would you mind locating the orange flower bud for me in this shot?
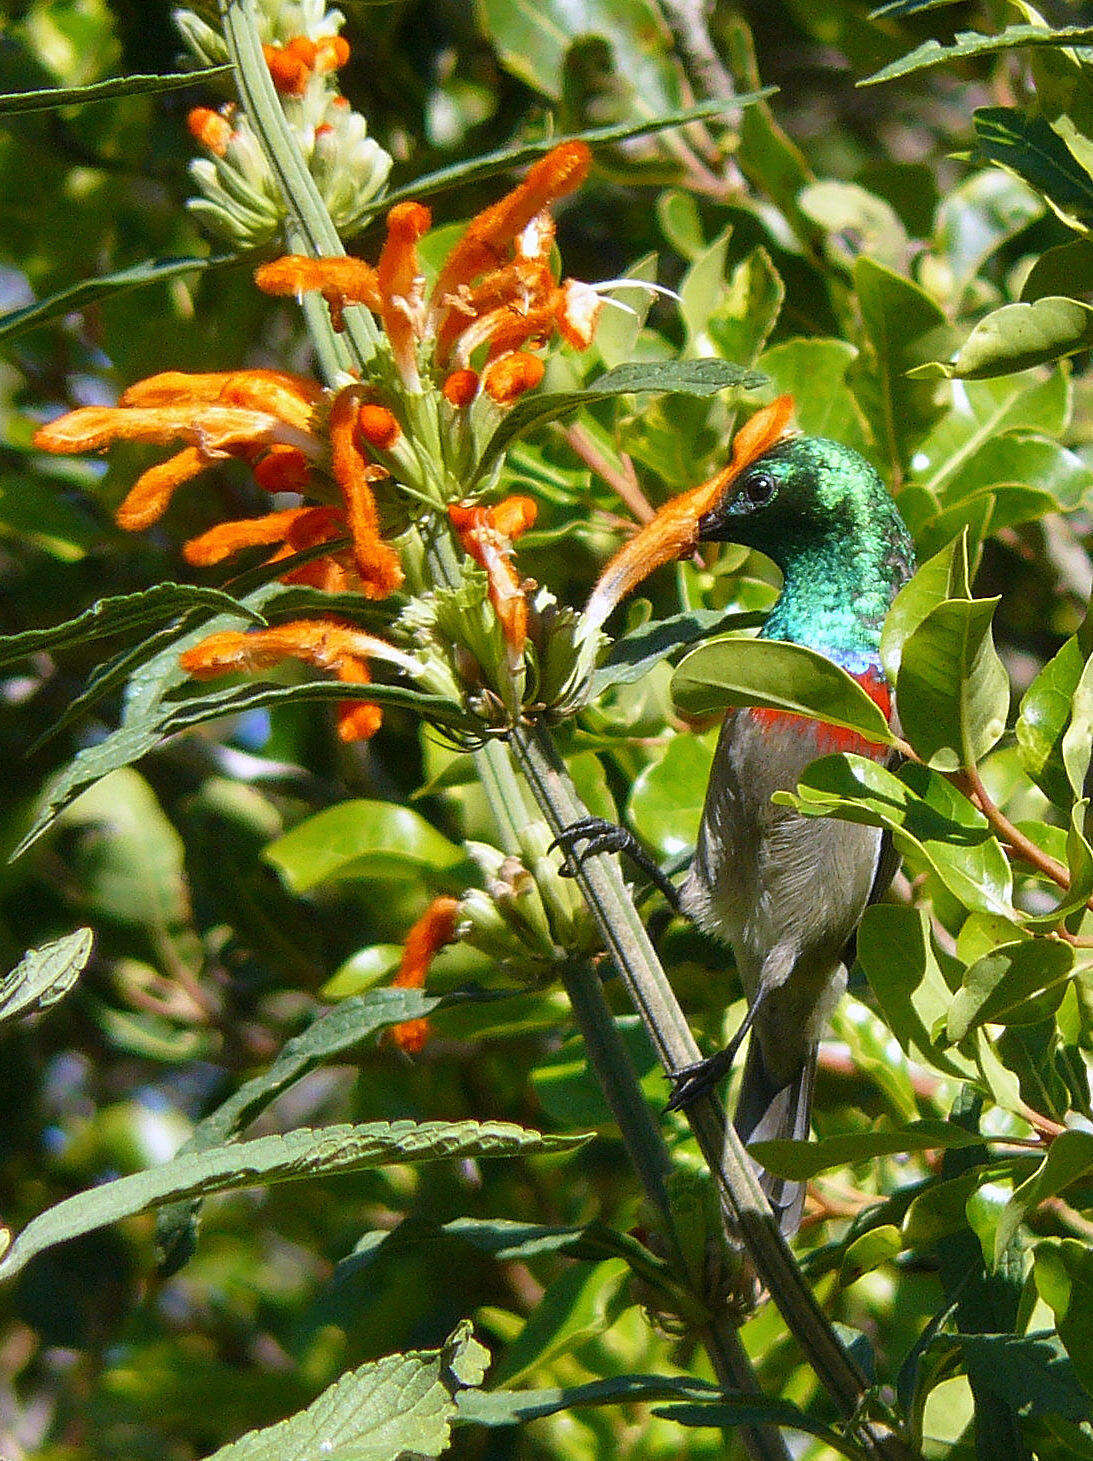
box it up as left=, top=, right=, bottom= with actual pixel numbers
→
left=263, top=39, right=314, bottom=95
left=314, top=35, right=350, bottom=73
left=482, top=351, right=545, bottom=404
left=490, top=495, right=538, bottom=539
left=442, top=369, right=479, bottom=407
left=187, top=106, right=233, bottom=156
left=253, top=444, right=312, bottom=493
left=390, top=896, right=461, bottom=1052
left=354, top=404, right=401, bottom=451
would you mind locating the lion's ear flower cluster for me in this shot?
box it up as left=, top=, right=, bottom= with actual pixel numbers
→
left=177, top=5, right=391, bottom=244
left=32, top=368, right=409, bottom=741
left=255, top=141, right=600, bottom=407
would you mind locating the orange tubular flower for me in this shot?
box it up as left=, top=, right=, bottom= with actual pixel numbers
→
left=187, top=106, right=233, bottom=156
left=254, top=140, right=599, bottom=407
left=449, top=496, right=538, bottom=664
left=327, top=388, right=404, bottom=597
left=180, top=621, right=393, bottom=742
left=390, top=896, right=462, bottom=1052
left=584, top=396, right=798, bottom=633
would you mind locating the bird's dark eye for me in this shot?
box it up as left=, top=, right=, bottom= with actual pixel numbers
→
left=741, top=471, right=775, bottom=507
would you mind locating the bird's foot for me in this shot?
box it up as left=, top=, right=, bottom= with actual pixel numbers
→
left=665, top=1047, right=738, bottom=1111
left=548, top=816, right=683, bottom=912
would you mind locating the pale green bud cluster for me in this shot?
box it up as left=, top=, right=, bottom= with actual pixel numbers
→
left=174, top=4, right=392, bottom=246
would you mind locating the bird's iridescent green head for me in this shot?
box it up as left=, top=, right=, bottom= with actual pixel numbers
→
left=698, top=435, right=915, bottom=664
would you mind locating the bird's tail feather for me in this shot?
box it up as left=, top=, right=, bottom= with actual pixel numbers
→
left=733, top=1038, right=817, bottom=1236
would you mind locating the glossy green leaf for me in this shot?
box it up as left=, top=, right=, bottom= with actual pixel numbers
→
left=470, top=359, right=766, bottom=485
left=1063, top=658, right=1093, bottom=801
left=266, top=801, right=468, bottom=893
left=0, top=582, right=267, bottom=669
left=208, top=1320, right=489, bottom=1460
left=671, top=636, right=894, bottom=742
left=0, top=928, right=93, bottom=1026
left=799, top=180, right=908, bottom=272
left=972, top=108, right=1093, bottom=230
left=0, top=1121, right=587, bottom=1283
left=489, top=1259, right=630, bottom=1386
left=704, top=247, right=785, bottom=367
left=914, top=297, right=1093, bottom=379
left=839, top=1225, right=904, bottom=1284
left=1022, top=239, right=1093, bottom=303
left=947, top=940, right=1075, bottom=1041
left=0, top=254, right=240, bottom=343
left=1016, top=635, right=1084, bottom=806
left=1022, top=803, right=1093, bottom=930
left=751, top=1121, right=984, bottom=1179
left=788, top=755, right=1015, bottom=917
left=896, top=597, right=1009, bottom=771
left=958, top=1331, right=1093, bottom=1423
left=996, top=1130, right=1093, bottom=1260
left=0, top=65, right=232, bottom=114
left=1034, top=1240, right=1093, bottom=1403
left=861, top=26, right=1093, bottom=86
left=881, top=533, right=970, bottom=682
left=856, top=905, right=978, bottom=1078
left=757, top=337, right=872, bottom=456
left=627, top=732, right=714, bottom=859
left=591, top=607, right=761, bottom=695
left=851, top=256, right=949, bottom=473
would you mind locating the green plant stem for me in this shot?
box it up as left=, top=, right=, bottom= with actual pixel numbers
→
left=509, top=724, right=919, bottom=1461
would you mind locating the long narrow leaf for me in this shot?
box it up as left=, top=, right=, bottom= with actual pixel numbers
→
left=861, top=25, right=1093, bottom=86
left=0, top=1121, right=588, bottom=1282
left=369, top=98, right=775, bottom=220
left=1, top=253, right=242, bottom=343
left=0, top=65, right=232, bottom=115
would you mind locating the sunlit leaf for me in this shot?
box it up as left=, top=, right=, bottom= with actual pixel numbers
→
left=0, top=928, right=93, bottom=1025
left=861, top=26, right=1093, bottom=86
left=0, top=65, right=232, bottom=114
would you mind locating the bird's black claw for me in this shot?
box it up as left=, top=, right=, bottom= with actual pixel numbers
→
left=665, top=1048, right=737, bottom=1112
left=548, top=817, right=683, bottom=911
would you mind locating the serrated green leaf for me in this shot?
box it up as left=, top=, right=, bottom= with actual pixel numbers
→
left=155, top=988, right=465, bottom=1269
left=0, top=254, right=240, bottom=343
left=372, top=99, right=774, bottom=219
left=0, top=928, right=93, bottom=1025
left=897, top=597, right=1009, bottom=771
left=860, top=26, right=1093, bottom=86
left=0, top=583, right=267, bottom=669
left=996, top=1130, right=1093, bottom=1260
left=671, top=636, right=894, bottom=743
left=0, top=1121, right=587, bottom=1283
left=0, top=65, right=232, bottom=114
left=208, top=1320, right=489, bottom=1460
left=751, top=1121, right=984, bottom=1179
left=913, top=297, right=1093, bottom=379
left=470, top=359, right=767, bottom=485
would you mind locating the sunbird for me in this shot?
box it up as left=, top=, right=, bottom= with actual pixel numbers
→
left=560, top=402, right=916, bottom=1233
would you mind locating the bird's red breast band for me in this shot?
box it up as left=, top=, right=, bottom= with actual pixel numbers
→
left=583, top=395, right=796, bottom=633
